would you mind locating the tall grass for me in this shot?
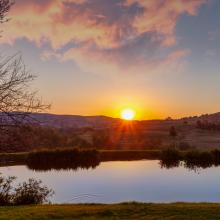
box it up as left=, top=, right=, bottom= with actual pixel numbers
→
left=27, top=148, right=100, bottom=171
left=159, top=149, right=182, bottom=168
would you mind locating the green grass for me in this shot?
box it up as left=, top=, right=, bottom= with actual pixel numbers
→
left=1, top=203, right=220, bottom=220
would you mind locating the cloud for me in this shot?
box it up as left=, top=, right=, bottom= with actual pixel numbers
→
left=1, top=0, right=138, bottom=49
left=61, top=45, right=191, bottom=76
left=0, top=0, right=207, bottom=74
left=125, top=0, right=207, bottom=45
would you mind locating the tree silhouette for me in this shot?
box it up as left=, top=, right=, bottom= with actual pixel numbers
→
left=0, top=1, right=50, bottom=130
left=0, top=0, right=14, bottom=24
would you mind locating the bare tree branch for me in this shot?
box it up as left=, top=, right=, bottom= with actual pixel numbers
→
left=0, top=0, right=14, bottom=23
left=0, top=55, right=50, bottom=129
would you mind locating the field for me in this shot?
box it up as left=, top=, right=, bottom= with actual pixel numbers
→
left=1, top=203, right=220, bottom=220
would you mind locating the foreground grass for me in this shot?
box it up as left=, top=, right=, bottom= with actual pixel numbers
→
left=1, top=203, right=220, bottom=220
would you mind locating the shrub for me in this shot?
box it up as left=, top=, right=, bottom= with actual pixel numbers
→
left=0, top=175, right=16, bottom=205
left=0, top=175, right=54, bottom=205
left=13, top=179, right=54, bottom=205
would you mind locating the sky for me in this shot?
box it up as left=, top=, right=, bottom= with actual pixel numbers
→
left=0, top=0, right=219, bottom=119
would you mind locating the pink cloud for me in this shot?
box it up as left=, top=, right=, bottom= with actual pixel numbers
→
left=59, top=45, right=191, bottom=76
left=1, top=0, right=207, bottom=48
left=0, top=0, right=207, bottom=75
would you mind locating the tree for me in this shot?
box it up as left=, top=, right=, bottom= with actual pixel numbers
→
left=0, top=1, right=49, bottom=130
left=13, top=178, right=54, bottom=205
left=0, top=55, right=50, bottom=129
left=0, top=1, right=49, bottom=152
left=0, top=0, right=14, bottom=24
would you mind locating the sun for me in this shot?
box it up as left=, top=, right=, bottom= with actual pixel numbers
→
left=121, top=108, right=136, bottom=121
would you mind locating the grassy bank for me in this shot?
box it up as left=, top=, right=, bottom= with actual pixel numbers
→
left=0, top=152, right=28, bottom=166
left=1, top=203, right=220, bottom=219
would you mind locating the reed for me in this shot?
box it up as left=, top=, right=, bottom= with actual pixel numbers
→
left=27, top=148, right=100, bottom=171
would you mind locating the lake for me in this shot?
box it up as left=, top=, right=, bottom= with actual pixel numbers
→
left=1, top=160, right=220, bottom=203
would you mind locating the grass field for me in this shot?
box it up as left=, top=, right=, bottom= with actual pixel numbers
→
left=1, top=203, right=220, bottom=220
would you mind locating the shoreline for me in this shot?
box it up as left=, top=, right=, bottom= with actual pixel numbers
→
left=1, top=149, right=220, bottom=170
left=0, top=150, right=161, bottom=167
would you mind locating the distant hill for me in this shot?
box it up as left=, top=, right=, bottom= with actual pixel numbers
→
left=180, top=112, right=220, bottom=123
left=30, top=113, right=120, bottom=129
left=28, top=112, right=220, bottom=129
left=199, top=112, right=220, bottom=122
left=2, top=112, right=220, bottom=152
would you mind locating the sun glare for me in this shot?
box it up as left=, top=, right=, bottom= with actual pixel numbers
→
left=121, top=108, right=135, bottom=121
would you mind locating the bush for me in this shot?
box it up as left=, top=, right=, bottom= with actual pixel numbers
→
left=0, top=175, right=54, bottom=205
left=0, top=176, right=16, bottom=205
left=13, top=179, right=54, bottom=205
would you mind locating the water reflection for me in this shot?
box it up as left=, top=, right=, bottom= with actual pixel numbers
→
left=2, top=160, right=220, bottom=203
left=159, top=149, right=220, bottom=172
left=27, top=156, right=220, bottom=172
left=26, top=149, right=100, bottom=171
left=27, top=155, right=100, bottom=171
left=160, top=158, right=220, bottom=172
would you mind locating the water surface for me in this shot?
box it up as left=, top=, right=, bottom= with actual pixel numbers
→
left=1, top=160, right=220, bottom=203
